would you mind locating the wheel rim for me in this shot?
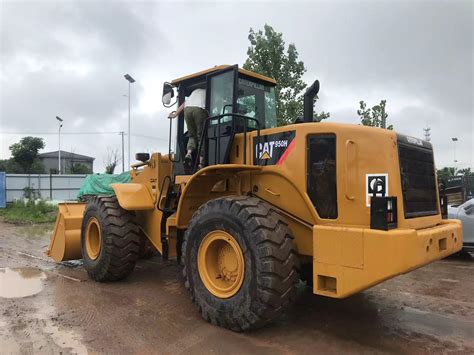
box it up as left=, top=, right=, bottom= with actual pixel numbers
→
left=198, top=230, right=245, bottom=299
left=85, top=217, right=102, bottom=260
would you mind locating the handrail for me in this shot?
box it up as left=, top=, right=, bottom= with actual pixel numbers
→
left=168, top=117, right=180, bottom=163
left=157, top=175, right=172, bottom=212
left=130, top=161, right=149, bottom=169
left=344, top=139, right=356, bottom=201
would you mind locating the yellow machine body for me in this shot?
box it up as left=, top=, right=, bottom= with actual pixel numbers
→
left=47, top=66, right=463, bottom=299
left=165, top=122, right=463, bottom=297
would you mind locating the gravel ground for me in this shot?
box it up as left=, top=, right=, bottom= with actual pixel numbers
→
left=1, top=220, right=473, bottom=354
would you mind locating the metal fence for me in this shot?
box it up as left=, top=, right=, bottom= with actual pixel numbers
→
left=3, top=174, right=87, bottom=203
left=0, top=172, right=5, bottom=208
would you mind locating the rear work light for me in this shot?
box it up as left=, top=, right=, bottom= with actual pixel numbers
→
left=370, top=196, right=398, bottom=231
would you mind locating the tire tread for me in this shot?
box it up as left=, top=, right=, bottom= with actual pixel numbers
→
left=81, top=196, right=139, bottom=281
left=182, top=195, right=299, bottom=331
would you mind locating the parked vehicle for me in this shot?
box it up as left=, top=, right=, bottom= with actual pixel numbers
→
left=449, top=198, right=473, bottom=255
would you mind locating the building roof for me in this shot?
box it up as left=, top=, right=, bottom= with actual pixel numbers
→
left=171, top=65, right=277, bottom=86
left=39, top=150, right=95, bottom=161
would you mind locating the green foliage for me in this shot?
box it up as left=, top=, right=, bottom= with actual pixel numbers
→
left=0, top=159, right=6, bottom=172
left=0, top=200, right=58, bottom=224
left=357, top=100, right=393, bottom=130
left=0, top=158, right=45, bottom=174
left=9, top=136, right=45, bottom=173
left=30, top=160, right=45, bottom=174
left=104, top=148, right=118, bottom=174
left=105, top=163, right=116, bottom=174
left=243, top=24, right=330, bottom=126
left=23, top=187, right=41, bottom=200
left=69, top=163, right=92, bottom=174
left=0, top=159, right=24, bottom=173
left=458, top=168, right=472, bottom=176
left=314, top=109, right=331, bottom=122
left=438, top=167, right=473, bottom=182
left=437, top=167, right=458, bottom=182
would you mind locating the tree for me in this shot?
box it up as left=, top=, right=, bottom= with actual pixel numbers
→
left=30, top=160, right=45, bottom=174
left=0, top=159, right=7, bottom=172
left=357, top=100, right=393, bottom=130
left=243, top=24, right=330, bottom=126
left=314, top=108, right=330, bottom=122
left=103, top=148, right=119, bottom=174
left=0, top=158, right=44, bottom=174
left=9, top=136, right=45, bottom=173
left=458, top=168, right=471, bottom=176
left=437, top=167, right=457, bottom=182
left=0, top=159, right=22, bottom=173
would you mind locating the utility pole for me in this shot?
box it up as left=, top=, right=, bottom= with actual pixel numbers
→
left=124, top=74, right=135, bottom=168
left=423, top=126, right=431, bottom=142
left=119, top=131, right=125, bottom=172
left=56, top=116, right=63, bottom=174
left=381, top=102, right=386, bottom=129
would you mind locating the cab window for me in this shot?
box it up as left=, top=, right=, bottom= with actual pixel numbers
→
left=208, top=70, right=235, bottom=125
left=208, top=71, right=234, bottom=116
left=237, top=78, right=277, bottom=129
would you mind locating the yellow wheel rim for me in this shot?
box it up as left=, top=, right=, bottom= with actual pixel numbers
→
left=85, top=217, right=102, bottom=260
left=198, top=230, right=245, bottom=299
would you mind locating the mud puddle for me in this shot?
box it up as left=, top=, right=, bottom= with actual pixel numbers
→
left=35, top=305, right=88, bottom=355
left=0, top=267, right=46, bottom=298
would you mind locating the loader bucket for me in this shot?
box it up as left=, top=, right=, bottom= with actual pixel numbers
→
left=46, top=203, right=86, bottom=262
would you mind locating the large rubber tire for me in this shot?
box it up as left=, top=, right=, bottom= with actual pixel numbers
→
left=81, top=196, right=140, bottom=281
left=182, top=195, right=300, bottom=331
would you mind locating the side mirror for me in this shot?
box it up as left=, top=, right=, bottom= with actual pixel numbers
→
left=162, top=83, right=174, bottom=106
left=135, top=153, right=150, bottom=162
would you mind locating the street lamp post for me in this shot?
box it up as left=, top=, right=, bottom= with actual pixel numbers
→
left=56, top=116, right=63, bottom=174
left=124, top=74, right=135, bottom=169
left=119, top=131, right=125, bottom=172
left=451, top=137, right=458, bottom=165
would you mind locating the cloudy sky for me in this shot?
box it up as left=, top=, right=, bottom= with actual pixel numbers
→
left=0, top=0, right=472, bottom=173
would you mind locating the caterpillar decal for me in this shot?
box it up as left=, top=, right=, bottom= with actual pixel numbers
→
left=253, top=131, right=296, bottom=166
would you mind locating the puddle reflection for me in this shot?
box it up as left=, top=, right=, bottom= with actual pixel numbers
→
left=0, top=267, right=46, bottom=298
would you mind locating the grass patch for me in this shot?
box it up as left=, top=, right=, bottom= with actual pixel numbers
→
left=0, top=200, right=58, bottom=224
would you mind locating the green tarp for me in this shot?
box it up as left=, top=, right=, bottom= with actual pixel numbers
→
left=77, top=172, right=131, bottom=199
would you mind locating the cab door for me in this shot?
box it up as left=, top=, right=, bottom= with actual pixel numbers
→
left=205, top=65, right=238, bottom=166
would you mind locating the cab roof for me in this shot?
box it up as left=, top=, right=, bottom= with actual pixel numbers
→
left=170, top=65, right=277, bottom=86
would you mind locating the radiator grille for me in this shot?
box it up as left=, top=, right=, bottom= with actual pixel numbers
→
left=398, top=137, right=438, bottom=218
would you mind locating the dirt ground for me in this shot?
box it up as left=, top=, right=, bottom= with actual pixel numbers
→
left=1, top=220, right=473, bottom=355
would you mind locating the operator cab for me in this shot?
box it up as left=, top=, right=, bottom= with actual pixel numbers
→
left=163, top=65, right=277, bottom=175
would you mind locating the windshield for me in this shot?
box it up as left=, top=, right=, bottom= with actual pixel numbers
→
left=237, top=77, right=277, bottom=129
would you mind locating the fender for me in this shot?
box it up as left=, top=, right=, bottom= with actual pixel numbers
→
left=111, top=183, right=155, bottom=210
left=175, top=164, right=318, bottom=229
left=175, top=164, right=261, bottom=228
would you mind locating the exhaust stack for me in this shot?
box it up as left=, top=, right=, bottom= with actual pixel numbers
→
left=303, top=80, right=320, bottom=122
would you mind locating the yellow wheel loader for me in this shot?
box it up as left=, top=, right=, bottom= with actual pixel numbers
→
left=47, top=64, right=463, bottom=331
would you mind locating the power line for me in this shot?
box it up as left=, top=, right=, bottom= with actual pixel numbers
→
left=0, top=131, right=167, bottom=141
left=131, top=133, right=167, bottom=141
left=0, top=131, right=122, bottom=135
